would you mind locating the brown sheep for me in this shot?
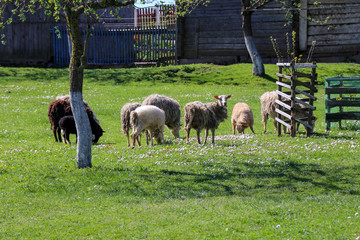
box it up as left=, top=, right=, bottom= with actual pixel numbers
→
left=231, top=102, right=255, bottom=134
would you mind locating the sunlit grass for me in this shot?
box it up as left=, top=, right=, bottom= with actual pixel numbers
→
left=0, top=63, right=360, bottom=239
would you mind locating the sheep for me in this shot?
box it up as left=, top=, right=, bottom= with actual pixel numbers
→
left=260, top=91, right=316, bottom=133
left=48, top=99, right=99, bottom=142
left=260, top=91, right=278, bottom=133
left=56, top=94, right=100, bottom=124
left=184, top=95, right=231, bottom=144
left=130, top=105, right=165, bottom=149
left=142, top=94, right=181, bottom=138
left=59, top=113, right=104, bottom=145
left=120, top=102, right=142, bottom=147
left=231, top=102, right=255, bottom=134
left=48, top=99, right=72, bottom=142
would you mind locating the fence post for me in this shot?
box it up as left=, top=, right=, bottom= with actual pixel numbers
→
left=290, top=62, right=296, bottom=137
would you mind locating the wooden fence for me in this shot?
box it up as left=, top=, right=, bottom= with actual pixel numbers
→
left=325, top=75, right=360, bottom=130
left=275, top=62, right=318, bottom=137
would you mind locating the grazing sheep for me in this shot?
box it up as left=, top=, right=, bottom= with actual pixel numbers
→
left=260, top=91, right=316, bottom=133
left=56, top=94, right=100, bottom=124
left=59, top=113, right=104, bottom=145
left=231, top=102, right=255, bottom=134
left=48, top=99, right=72, bottom=142
left=260, top=91, right=278, bottom=133
left=184, top=95, right=231, bottom=144
left=48, top=99, right=99, bottom=142
left=130, top=105, right=165, bottom=148
left=142, top=94, right=181, bottom=138
left=120, top=102, right=142, bottom=147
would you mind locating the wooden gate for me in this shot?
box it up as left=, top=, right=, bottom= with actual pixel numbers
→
left=275, top=62, right=318, bottom=137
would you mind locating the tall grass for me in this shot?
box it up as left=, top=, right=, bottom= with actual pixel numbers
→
left=0, top=63, right=360, bottom=239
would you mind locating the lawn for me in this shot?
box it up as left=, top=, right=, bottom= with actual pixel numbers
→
left=0, top=63, right=360, bottom=239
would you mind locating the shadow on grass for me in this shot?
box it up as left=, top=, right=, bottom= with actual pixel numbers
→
left=95, top=160, right=360, bottom=200
left=262, top=74, right=277, bottom=83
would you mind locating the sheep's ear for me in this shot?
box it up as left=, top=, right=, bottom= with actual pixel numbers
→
left=227, top=95, right=232, bottom=99
left=214, top=96, right=219, bottom=99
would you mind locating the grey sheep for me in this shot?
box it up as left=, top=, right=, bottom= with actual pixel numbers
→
left=231, top=102, right=255, bottom=134
left=142, top=94, right=181, bottom=138
left=184, top=95, right=231, bottom=144
left=120, top=102, right=142, bottom=147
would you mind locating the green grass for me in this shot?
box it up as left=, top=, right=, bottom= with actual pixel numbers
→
left=1, top=63, right=360, bottom=239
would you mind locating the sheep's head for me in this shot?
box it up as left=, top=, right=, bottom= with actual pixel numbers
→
left=214, top=95, right=231, bottom=107
left=153, top=129, right=164, bottom=144
left=236, top=122, right=249, bottom=134
left=171, top=125, right=181, bottom=138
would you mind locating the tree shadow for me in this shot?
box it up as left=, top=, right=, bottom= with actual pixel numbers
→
left=262, top=74, right=277, bottom=83
left=96, top=160, right=360, bottom=200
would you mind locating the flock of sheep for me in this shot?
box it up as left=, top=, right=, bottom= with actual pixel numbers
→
left=47, top=91, right=290, bottom=148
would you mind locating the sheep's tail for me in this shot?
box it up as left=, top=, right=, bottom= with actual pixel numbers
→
left=184, top=107, right=195, bottom=131
left=130, top=111, right=138, bottom=130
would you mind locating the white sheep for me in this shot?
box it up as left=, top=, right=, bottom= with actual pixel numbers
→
left=130, top=105, right=165, bottom=148
left=231, top=102, right=255, bottom=134
left=142, top=94, right=181, bottom=138
left=184, top=95, right=231, bottom=144
left=120, top=102, right=142, bottom=147
left=260, top=91, right=278, bottom=133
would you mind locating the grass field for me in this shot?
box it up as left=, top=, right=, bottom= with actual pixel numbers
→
left=1, top=63, right=360, bottom=239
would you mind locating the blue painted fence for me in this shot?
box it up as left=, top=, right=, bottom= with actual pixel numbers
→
left=52, top=25, right=177, bottom=67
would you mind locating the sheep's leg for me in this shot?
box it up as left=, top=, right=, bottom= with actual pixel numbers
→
left=186, top=128, right=191, bottom=143
left=62, top=131, right=67, bottom=144
left=66, top=132, right=71, bottom=145
left=126, top=131, right=130, bottom=147
left=149, top=131, right=154, bottom=146
left=232, top=123, right=236, bottom=135
left=53, top=127, right=58, bottom=142
left=273, top=118, right=278, bottom=132
left=136, top=135, right=141, bottom=146
left=211, top=129, right=215, bottom=144
left=145, top=131, right=150, bottom=146
left=262, top=114, right=268, bottom=133
left=131, top=131, right=140, bottom=148
left=203, top=129, right=209, bottom=145
left=57, top=127, right=62, bottom=142
left=250, top=125, right=255, bottom=134
left=196, top=129, right=202, bottom=144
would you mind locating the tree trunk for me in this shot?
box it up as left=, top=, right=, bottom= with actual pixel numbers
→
left=66, top=10, right=92, bottom=168
left=241, top=0, right=265, bottom=76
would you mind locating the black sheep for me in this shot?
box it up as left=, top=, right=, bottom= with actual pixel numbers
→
left=59, top=114, right=104, bottom=145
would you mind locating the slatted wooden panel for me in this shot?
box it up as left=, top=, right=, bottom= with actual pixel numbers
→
left=276, top=62, right=318, bottom=137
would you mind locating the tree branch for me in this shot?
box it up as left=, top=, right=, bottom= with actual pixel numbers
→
left=80, top=15, right=91, bottom=70
left=74, top=0, right=135, bottom=16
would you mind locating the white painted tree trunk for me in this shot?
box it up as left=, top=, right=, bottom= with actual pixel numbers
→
left=70, top=91, right=92, bottom=168
left=244, top=35, right=265, bottom=76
